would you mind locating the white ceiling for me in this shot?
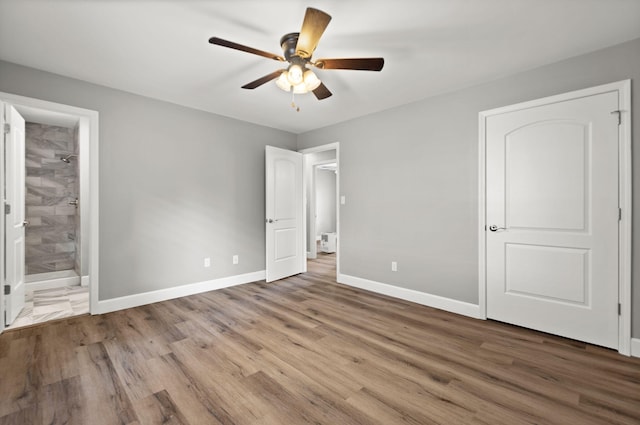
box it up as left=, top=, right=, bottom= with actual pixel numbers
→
left=1, top=1, right=639, bottom=134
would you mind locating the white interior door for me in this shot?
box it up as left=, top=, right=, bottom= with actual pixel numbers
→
left=4, top=104, right=26, bottom=325
left=486, top=90, right=619, bottom=349
left=265, top=146, right=304, bottom=282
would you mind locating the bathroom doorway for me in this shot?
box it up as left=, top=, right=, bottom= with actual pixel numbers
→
left=1, top=93, right=98, bottom=331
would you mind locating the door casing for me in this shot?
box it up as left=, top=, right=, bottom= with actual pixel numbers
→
left=300, top=143, right=340, bottom=274
left=478, top=80, right=632, bottom=355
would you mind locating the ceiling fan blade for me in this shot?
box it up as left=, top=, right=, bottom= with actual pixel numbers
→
left=312, top=82, right=332, bottom=100
left=209, top=37, right=285, bottom=62
left=314, top=58, right=385, bottom=71
left=296, top=8, right=332, bottom=58
left=242, top=70, right=286, bottom=89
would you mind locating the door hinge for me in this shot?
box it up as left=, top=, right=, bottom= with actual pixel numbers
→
left=3, top=123, right=9, bottom=134
left=4, top=203, right=10, bottom=215
left=3, top=285, right=9, bottom=295
left=618, top=303, right=621, bottom=315
left=611, top=110, right=622, bottom=125
left=619, top=207, right=622, bottom=221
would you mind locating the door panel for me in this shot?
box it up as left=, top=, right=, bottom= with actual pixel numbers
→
left=4, top=104, right=26, bottom=325
left=274, top=159, right=296, bottom=219
left=266, top=146, right=304, bottom=282
left=506, top=122, right=588, bottom=230
left=505, top=244, right=589, bottom=304
left=486, top=91, right=619, bottom=349
left=275, top=228, right=297, bottom=260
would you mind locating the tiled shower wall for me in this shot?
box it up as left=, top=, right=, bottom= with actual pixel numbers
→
left=25, top=123, right=79, bottom=275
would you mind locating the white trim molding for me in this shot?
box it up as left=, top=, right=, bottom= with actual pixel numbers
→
left=617, top=79, right=633, bottom=356
left=299, top=142, right=341, bottom=276
left=96, top=270, right=265, bottom=314
left=631, top=338, right=640, bottom=358
left=478, top=80, right=632, bottom=355
left=338, top=273, right=482, bottom=319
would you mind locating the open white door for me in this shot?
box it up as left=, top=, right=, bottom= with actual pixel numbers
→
left=265, top=146, right=304, bottom=282
left=0, top=102, right=4, bottom=332
left=3, top=104, right=26, bottom=325
left=485, top=89, right=620, bottom=349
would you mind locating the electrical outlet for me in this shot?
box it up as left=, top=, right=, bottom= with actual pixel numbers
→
left=232, top=255, right=239, bottom=265
left=391, top=261, right=397, bottom=272
left=204, top=257, right=211, bottom=268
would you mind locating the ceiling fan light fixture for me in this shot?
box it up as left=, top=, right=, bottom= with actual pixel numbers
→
left=303, top=69, right=321, bottom=91
left=276, top=67, right=322, bottom=94
left=286, top=64, right=304, bottom=85
left=293, top=82, right=311, bottom=94
left=276, top=72, right=291, bottom=92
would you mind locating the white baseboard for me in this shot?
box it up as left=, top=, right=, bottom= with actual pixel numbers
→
left=95, top=270, right=266, bottom=315
left=337, top=273, right=482, bottom=319
left=631, top=338, right=640, bottom=358
left=25, top=271, right=80, bottom=291
left=81, top=275, right=90, bottom=287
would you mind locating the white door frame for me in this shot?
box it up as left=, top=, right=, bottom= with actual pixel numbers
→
left=300, top=143, right=340, bottom=274
left=478, top=80, right=632, bottom=355
left=0, top=91, right=100, bottom=318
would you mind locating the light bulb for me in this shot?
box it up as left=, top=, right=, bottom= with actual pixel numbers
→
left=303, top=70, right=321, bottom=91
left=276, top=72, right=291, bottom=92
left=293, top=82, right=308, bottom=94
left=287, top=64, right=304, bottom=85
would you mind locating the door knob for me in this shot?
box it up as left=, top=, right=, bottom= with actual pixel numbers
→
left=489, top=225, right=507, bottom=232
left=266, top=219, right=279, bottom=223
left=22, top=220, right=29, bottom=227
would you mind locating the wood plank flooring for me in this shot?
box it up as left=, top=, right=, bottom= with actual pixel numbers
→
left=1, top=253, right=639, bottom=424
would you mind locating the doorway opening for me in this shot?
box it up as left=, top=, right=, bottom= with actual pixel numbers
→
left=300, top=143, right=339, bottom=277
left=1, top=93, right=99, bottom=332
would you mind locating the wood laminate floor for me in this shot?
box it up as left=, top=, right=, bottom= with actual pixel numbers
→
left=0, top=252, right=639, bottom=424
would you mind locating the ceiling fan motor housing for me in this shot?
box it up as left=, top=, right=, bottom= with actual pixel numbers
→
left=280, top=32, right=305, bottom=63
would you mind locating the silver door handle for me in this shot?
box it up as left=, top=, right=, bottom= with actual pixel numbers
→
left=22, top=220, right=29, bottom=227
left=489, top=225, right=507, bottom=232
left=68, top=198, right=79, bottom=207
left=266, top=219, right=279, bottom=223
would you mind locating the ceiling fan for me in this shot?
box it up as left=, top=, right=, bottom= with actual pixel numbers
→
left=209, top=7, right=384, bottom=101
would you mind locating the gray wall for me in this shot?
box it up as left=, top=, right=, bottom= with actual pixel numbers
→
left=297, top=38, right=640, bottom=337
left=316, top=169, right=336, bottom=237
left=0, top=60, right=297, bottom=300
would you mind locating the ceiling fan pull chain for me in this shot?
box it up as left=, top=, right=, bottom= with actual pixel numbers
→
left=291, top=90, right=300, bottom=112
